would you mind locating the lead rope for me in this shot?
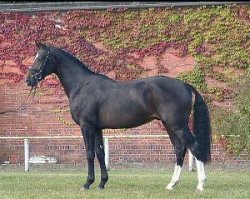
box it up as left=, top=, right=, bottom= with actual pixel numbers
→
left=0, top=84, right=37, bottom=114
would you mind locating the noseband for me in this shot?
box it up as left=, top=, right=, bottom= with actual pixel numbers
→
left=29, top=51, right=51, bottom=83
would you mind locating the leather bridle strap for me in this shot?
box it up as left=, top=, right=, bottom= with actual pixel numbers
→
left=0, top=85, right=37, bottom=114
left=29, top=51, right=51, bottom=83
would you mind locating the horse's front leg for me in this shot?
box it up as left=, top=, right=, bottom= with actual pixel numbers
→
left=81, top=125, right=96, bottom=190
left=95, top=131, right=109, bottom=189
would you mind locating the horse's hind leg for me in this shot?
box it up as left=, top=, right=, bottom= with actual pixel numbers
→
left=95, top=130, right=108, bottom=189
left=166, top=126, right=207, bottom=191
left=195, top=158, right=206, bottom=191
left=165, top=129, right=187, bottom=190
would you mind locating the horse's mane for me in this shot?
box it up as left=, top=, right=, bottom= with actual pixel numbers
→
left=49, top=45, right=114, bottom=81
left=51, top=45, right=94, bottom=73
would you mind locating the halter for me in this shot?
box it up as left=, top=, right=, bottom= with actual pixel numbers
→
left=29, top=50, right=51, bottom=83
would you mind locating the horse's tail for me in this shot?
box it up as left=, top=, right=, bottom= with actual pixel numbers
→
left=185, top=83, right=211, bottom=164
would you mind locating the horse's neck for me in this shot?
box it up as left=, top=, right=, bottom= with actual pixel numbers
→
left=54, top=53, right=95, bottom=99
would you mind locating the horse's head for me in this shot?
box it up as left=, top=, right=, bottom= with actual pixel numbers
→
left=26, top=41, right=55, bottom=87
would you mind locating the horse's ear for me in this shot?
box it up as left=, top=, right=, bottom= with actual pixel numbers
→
left=35, top=40, right=47, bottom=50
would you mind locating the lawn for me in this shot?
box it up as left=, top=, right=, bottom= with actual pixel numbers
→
left=0, top=167, right=249, bottom=199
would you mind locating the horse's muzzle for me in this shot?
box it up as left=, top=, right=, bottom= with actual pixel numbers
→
left=26, top=75, right=37, bottom=87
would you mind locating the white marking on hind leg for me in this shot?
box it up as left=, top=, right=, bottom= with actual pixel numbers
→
left=188, top=150, right=195, bottom=172
left=195, top=158, right=206, bottom=191
left=166, top=165, right=182, bottom=190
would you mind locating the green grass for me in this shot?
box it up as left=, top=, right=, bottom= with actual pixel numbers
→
left=0, top=168, right=249, bottom=199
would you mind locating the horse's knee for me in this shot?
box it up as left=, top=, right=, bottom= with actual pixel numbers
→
left=87, top=150, right=95, bottom=161
left=96, top=147, right=104, bottom=156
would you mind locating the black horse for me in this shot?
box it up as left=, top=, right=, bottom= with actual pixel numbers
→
left=26, top=41, right=211, bottom=191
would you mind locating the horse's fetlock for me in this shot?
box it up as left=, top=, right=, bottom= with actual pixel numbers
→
left=88, top=178, right=95, bottom=183
left=101, top=176, right=109, bottom=183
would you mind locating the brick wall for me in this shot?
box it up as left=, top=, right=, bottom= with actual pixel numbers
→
left=0, top=84, right=249, bottom=165
left=0, top=137, right=249, bottom=166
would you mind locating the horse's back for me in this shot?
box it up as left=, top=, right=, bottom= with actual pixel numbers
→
left=135, top=76, right=192, bottom=105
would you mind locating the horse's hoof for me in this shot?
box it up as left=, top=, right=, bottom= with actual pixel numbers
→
left=165, top=184, right=174, bottom=190
left=166, top=181, right=178, bottom=190
left=80, top=186, right=90, bottom=191
left=98, top=186, right=105, bottom=190
left=196, top=179, right=206, bottom=192
left=196, top=187, right=204, bottom=192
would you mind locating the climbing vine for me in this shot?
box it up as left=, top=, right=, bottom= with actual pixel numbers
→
left=1, top=5, right=250, bottom=154
left=211, top=76, right=250, bottom=156
left=176, top=65, right=207, bottom=91
left=1, top=5, right=249, bottom=85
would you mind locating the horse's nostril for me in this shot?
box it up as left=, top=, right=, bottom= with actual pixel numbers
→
left=26, top=78, right=31, bottom=86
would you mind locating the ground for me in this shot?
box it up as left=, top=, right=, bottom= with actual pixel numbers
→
left=0, top=163, right=249, bottom=199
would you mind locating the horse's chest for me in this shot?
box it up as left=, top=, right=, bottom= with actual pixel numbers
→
left=69, top=109, right=79, bottom=125
left=69, top=97, right=98, bottom=126
left=69, top=100, right=81, bottom=125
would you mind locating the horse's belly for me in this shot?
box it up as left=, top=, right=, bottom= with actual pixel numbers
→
left=99, top=110, right=156, bottom=129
